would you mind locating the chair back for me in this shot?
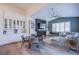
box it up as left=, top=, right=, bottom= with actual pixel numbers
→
left=21, top=35, right=26, bottom=41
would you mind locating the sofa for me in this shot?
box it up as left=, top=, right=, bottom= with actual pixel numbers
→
left=45, top=32, right=79, bottom=50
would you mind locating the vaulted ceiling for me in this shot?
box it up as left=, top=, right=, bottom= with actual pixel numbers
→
left=10, top=3, right=47, bottom=11
left=2, top=3, right=79, bottom=21
left=8, top=3, right=47, bottom=16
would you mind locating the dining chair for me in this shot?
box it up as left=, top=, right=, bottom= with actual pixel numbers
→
left=30, top=34, right=40, bottom=48
left=21, top=35, right=26, bottom=48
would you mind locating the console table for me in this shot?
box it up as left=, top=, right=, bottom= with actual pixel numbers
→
left=66, top=38, right=79, bottom=53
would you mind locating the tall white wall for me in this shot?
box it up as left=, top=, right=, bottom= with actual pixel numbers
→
left=0, top=9, right=4, bottom=43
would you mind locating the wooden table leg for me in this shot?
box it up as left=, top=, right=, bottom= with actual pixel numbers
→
left=28, top=40, right=32, bottom=49
left=21, top=41, right=25, bottom=48
left=66, top=39, right=70, bottom=51
left=74, top=39, right=78, bottom=53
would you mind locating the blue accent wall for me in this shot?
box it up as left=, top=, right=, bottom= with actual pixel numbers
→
left=48, top=17, right=79, bottom=32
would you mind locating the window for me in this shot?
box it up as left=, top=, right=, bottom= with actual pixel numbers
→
left=52, top=23, right=56, bottom=32
left=64, top=22, right=70, bottom=32
left=60, top=23, right=65, bottom=32
left=13, top=20, right=16, bottom=28
left=20, top=21, right=22, bottom=26
left=9, top=19, right=12, bottom=28
left=17, top=20, right=19, bottom=25
left=56, top=23, right=60, bottom=32
left=23, top=21, right=25, bottom=28
left=52, top=21, right=70, bottom=32
left=4, top=18, right=7, bottom=28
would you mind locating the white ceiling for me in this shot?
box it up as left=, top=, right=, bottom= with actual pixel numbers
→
left=9, top=3, right=47, bottom=11
left=4, top=3, right=79, bottom=21
left=8, top=3, right=47, bottom=16
left=30, top=3, right=79, bottom=21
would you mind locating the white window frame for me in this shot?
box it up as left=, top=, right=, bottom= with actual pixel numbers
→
left=52, top=21, right=70, bottom=32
